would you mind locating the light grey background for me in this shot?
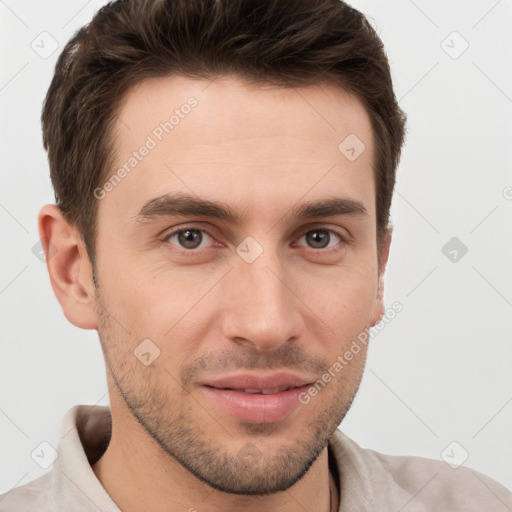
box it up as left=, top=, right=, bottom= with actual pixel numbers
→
left=1, top=0, right=511, bottom=496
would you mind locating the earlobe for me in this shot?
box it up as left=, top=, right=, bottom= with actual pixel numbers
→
left=37, top=204, right=98, bottom=330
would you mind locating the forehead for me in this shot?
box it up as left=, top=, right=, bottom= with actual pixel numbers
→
left=102, top=74, right=376, bottom=225
left=115, top=74, right=373, bottom=149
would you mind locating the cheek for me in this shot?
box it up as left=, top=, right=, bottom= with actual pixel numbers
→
left=302, top=275, right=377, bottom=368
left=98, top=254, right=177, bottom=324
left=106, top=276, right=208, bottom=368
left=308, top=265, right=378, bottom=322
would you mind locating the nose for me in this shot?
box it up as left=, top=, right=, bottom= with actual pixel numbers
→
left=219, top=249, right=305, bottom=352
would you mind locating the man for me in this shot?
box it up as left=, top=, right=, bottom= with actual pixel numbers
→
left=1, top=0, right=511, bottom=510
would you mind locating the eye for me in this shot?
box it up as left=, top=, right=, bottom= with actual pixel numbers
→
left=162, top=226, right=347, bottom=253
left=295, top=228, right=345, bottom=250
left=165, top=228, right=215, bottom=250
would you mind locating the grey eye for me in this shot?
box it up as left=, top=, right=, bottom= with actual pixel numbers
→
left=167, top=229, right=214, bottom=250
left=297, top=229, right=341, bottom=249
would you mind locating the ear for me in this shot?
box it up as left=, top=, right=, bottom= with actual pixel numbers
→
left=369, top=226, right=392, bottom=327
left=37, top=204, right=98, bottom=330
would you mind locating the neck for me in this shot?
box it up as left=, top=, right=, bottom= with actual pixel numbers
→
left=92, top=398, right=337, bottom=512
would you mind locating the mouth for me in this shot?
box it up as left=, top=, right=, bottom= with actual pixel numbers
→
left=199, top=371, right=313, bottom=391
left=206, top=385, right=300, bottom=394
left=198, top=372, right=314, bottom=423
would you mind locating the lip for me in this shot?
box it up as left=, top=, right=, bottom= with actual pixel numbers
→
left=199, top=371, right=313, bottom=391
left=198, top=372, right=314, bottom=424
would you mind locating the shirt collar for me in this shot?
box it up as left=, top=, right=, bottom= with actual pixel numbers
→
left=49, top=404, right=413, bottom=512
left=51, top=404, right=119, bottom=512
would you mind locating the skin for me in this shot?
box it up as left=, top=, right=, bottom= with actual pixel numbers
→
left=39, top=74, right=392, bottom=512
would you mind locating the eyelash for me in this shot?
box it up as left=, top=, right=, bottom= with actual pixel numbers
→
left=162, top=225, right=349, bottom=253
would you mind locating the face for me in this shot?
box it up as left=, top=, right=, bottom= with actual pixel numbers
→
left=93, top=75, right=387, bottom=494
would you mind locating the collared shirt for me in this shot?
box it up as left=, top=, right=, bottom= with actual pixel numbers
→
left=1, top=404, right=511, bottom=511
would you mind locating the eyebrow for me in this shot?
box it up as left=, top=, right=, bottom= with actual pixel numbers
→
left=135, top=192, right=368, bottom=225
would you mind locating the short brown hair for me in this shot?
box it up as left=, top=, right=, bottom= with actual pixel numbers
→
left=42, top=0, right=407, bottom=268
